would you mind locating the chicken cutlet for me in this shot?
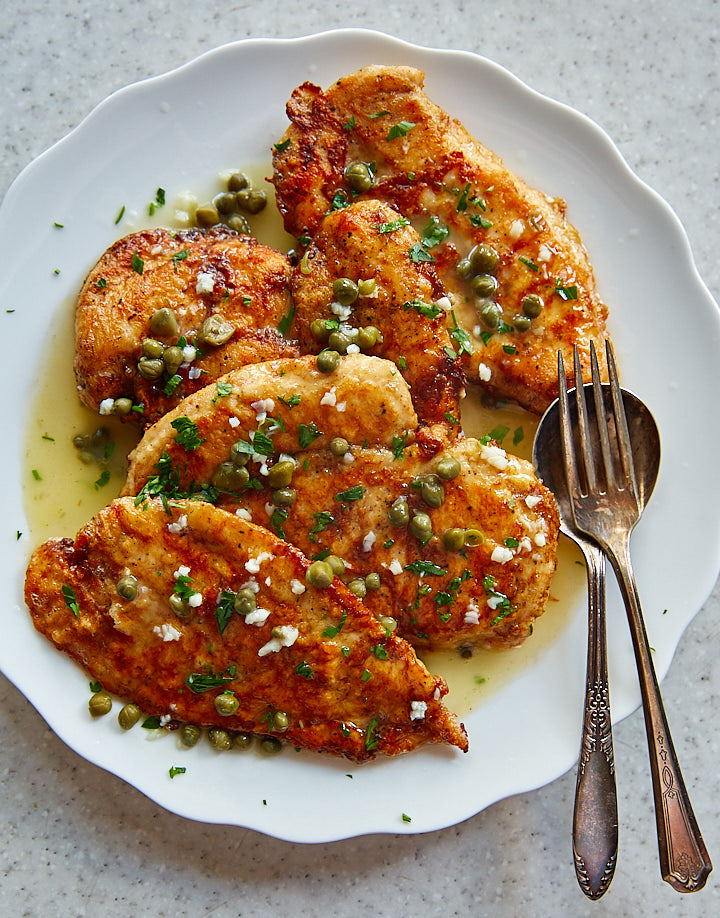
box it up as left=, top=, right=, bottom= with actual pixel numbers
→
left=74, top=226, right=298, bottom=425
left=288, top=199, right=463, bottom=435
left=272, top=65, right=610, bottom=413
left=24, top=498, right=467, bottom=760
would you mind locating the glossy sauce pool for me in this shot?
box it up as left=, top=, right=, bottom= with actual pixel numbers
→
left=23, top=166, right=584, bottom=719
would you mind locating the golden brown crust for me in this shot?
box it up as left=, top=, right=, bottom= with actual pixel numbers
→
left=24, top=498, right=467, bottom=760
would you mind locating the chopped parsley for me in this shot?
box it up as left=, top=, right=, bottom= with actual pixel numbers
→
left=250, top=430, right=274, bottom=456
left=278, top=394, right=301, bottom=409
left=94, top=469, right=111, bottom=490
left=114, top=205, right=125, bottom=224
left=270, top=507, right=288, bottom=539
left=402, top=299, right=442, bottom=320
left=95, top=277, right=107, bottom=289
left=163, top=374, right=182, bottom=397
left=274, top=138, right=291, bottom=152
left=62, top=584, right=80, bottom=617
left=483, top=575, right=514, bottom=626
left=369, top=645, right=388, bottom=660
left=185, top=665, right=237, bottom=694
left=212, top=381, right=233, bottom=404
left=130, top=251, right=144, bottom=275
left=554, top=280, right=579, bottom=300
left=449, top=310, right=473, bottom=357
left=343, top=116, right=356, bottom=131
left=334, top=485, right=363, bottom=503
left=402, top=813, right=412, bottom=823
left=31, top=469, right=42, bottom=481
left=378, top=217, right=411, bottom=234
left=295, top=661, right=314, bottom=679
left=215, top=590, right=236, bottom=635
left=171, top=416, right=205, bottom=451
left=171, top=249, right=190, bottom=271
left=298, top=422, right=322, bottom=449
left=502, top=344, right=517, bottom=355
left=142, top=716, right=161, bottom=729
left=386, top=121, right=415, bottom=141
left=469, top=214, right=492, bottom=229
left=444, top=412, right=458, bottom=426
left=148, top=187, right=166, bottom=216
left=505, top=537, right=520, bottom=548
left=518, top=255, right=539, bottom=272
left=309, top=510, right=335, bottom=543
left=322, top=609, right=347, bottom=638
left=408, top=242, right=436, bottom=264
left=369, top=110, right=390, bottom=119
left=397, top=356, right=407, bottom=370
left=488, top=424, right=510, bottom=444
left=168, top=765, right=186, bottom=779
left=513, top=426, right=524, bottom=445
left=277, top=303, right=295, bottom=336
left=456, top=182, right=471, bottom=213
left=89, top=680, right=102, bottom=693
left=421, top=216, right=449, bottom=248
left=361, top=669, right=372, bottom=682
left=365, top=716, right=380, bottom=751
left=391, top=432, right=409, bottom=461
left=404, top=559, right=446, bottom=576
left=330, top=190, right=350, bottom=211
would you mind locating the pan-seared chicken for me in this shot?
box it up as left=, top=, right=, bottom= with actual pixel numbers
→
left=272, top=65, right=610, bottom=413
left=24, top=498, right=467, bottom=760
left=74, top=227, right=298, bottom=425
left=289, top=199, right=463, bottom=435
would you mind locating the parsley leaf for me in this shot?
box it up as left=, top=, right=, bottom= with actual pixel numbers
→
left=322, top=609, right=347, bottom=638
left=171, top=416, right=205, bottom=451
left=295, top=661, right=313, bottom=679
left=387, top=121, right=415, bottom=141
left=554, top=279, right=579, bottom=300
left=169, top=766, right=186, bottom=779
left=309, top=510, right=335, bottom=543
left=379, top=217, right=411, bottom=234
left=404, top=560, right=446, bottom=576
left=421, top=216, right=449, bottom=248
left=518, top=255, right=539, bottom=272
left=392, top=432, right=409, bottom=461
left=456, top=182, right=471, bottom=213
left=330, top=190, right=350, bottom=211
left=270, top=507, right=288, bottom=539
left=402, top=299, right=442, bottom=320
left=277, top=303, right=295, bottom=336
left=278, top=394, right=301, bottom=409
left=449, top=310, right=473, bottom=357
left=365, top=716, right=380, bottom=751
left=298, top=422, right=322, bottom=449
left=62, top=584, right=80, bottom=617
left=185, top=665, right=237, bottom=694
left=334, top=485, right=363, bottom=503
left=215, top=590, right=236, bottom=635
left=408, top=242, right=436, bottom=263
left=131, top=251, right=144, bottom=275
left=163, top=374, right=182, bottom=397
left=274, top=138, right=291, bottom=152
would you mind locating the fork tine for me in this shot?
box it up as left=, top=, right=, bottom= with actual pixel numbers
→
left=606, top=340, right=639, bottom=495
left=557, top=351, right=583, bottom=500
left=589, top=342, right=616, bottom=489
left=573, top=346, right=597, bottom=494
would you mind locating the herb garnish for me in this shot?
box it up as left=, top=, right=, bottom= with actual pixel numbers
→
left=131, top=251, right=144, bottom=275
left=309, top=510, right=335, bottom=543
left=378, top=218, right=411, bottom=234
left=518, top=255, right=539, bottom=272
left=171, top=416, right=205, bottom=451
left=322, top=609, right=347, bottom=639
left=298, top=422, right=322, bottom=449
left=278, top=303, right=296, bottom=335
left=215, top=590, right=236, bottom=636
left=386, top=121, right=415, bottom=141
left=278, top=394, right=301, bottom=410
left=391, top=432, right=409, bottom=461
left=62, top=584, right=80, bottom=617
left=554, top=279, right=579, bottom=300
left=334, top=485, right=363, bottom=503
left=169, top=766, right=186, bottom=779
left=402, top=299, right=442, bottom=320
left=185, top=665, right=237, bottom=694
left=365, top=717, right=380, bottom=751
left=421, top=216, right=449, bottom=248
left=408, top=242, right=435, bottom=264
left=274, top=138, right=291, bottom=152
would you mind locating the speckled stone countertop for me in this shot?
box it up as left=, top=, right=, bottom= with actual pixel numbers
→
left=2, top=2, right=718, bottom=916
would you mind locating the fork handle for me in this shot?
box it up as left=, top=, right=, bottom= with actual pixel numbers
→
left=607, top=535, right=712, bottom=892
left=573, top=543, right=618, bottom=899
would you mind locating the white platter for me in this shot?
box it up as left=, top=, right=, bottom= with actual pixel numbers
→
left=2, top=30, right=719, bottom=842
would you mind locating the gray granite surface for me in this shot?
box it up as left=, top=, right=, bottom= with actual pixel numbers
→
left=2, top=1, right=719, bottom=915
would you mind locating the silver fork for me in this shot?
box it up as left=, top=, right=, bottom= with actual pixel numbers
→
left=558, top=340, right=712, bottom=893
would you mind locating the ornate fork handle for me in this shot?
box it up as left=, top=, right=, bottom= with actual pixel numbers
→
left=606, top=533, right=712, bottom=893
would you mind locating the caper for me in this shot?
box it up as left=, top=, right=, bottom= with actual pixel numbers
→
left=347, top=578, right=367, bottom=600
left=141, top=338, right=165, bottom=359
left=137, top=357, right=165, bottom=380
left=214, top=192, right=238, bottom=214
left=469, top=243, right=500, bottom=275
left=228, top=172, right=250, bottom=192
left=512, top=313, right=532, bottom=332
left=388, top=497, right=410, bottom=528
left=459, top=644, right=473, bottom=659
left=317, top=350, right=340, bottom=373
left=344, top=161, right=374, bottom=193
left=457, top=257, right=474, bottom=280
left=214, top=692, right=239, bottom=717
left=89, top=691, right=112, bottom=718
left=230, top=442, right=251, bottom=467
left=73, top=434, right=89, bottom=449
left=327, top=437, right=348, bottom=458
left=260, top=735, right=283, bottom=755
left=379, top=615, right=398, bottom=634
left=409, top=511, right=433, bottom=542
left=267, top=460, right=294, bottom=489
left=272, top=711, right=289, bottom=732
left=364, top=572, right=382, bottom=591
left=212, top=461, right=250, bottom=492
left=310, top=318, right=332, bottom=342
left=326, top=555, right=345, bottom=576
left=198, top=315, right=235, bottom=347
left=112, top=397, right=133, bottom=416
left=306, top=560, right=334, bottom=588
left=522, top=294, right=544, bottom=318
left=436, top=456, right=461, bottom=480
left=227, top=214, right=251, bottom=234
left=234, top=588, right=257, bottom=616
left=327, top=331, right=351, bottom=354
left=357, top=278, right=377, bottom=297
left=357, top=326, right=383, bottom=350
left=149, top=307, right=179, bottom=337
left=471, top=274, right=499, bottom=299
left=196, top=204, right=219, bottom=227
left=163, top=345, right=184, bottom=376
left=479, top=301, right=502, bottom=330
left=272, top=487, right=296, bottom=508
left=332, top=277, right=359, bottom=306
left=420, top=474, right=445, bottom=509
left=463, top=529, right=484, bottom=547
left=78, top=450, right=94, bottom=465
left=236, top=188, right=267, bottom=214
left=117, top=703, right=141, bottom=730
left=207, top=728, right=233, bottom=751
left=443, top=528, right=466, bottom=551
left=169, top=593, right=191, bottom=619
left=233, top=731, right=253, bottom=750
left=179, top=724, right=201, bottom=747
left=116, top=574, right=138, bottom=601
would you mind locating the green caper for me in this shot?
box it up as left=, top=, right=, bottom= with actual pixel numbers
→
left=267, top=460, right=295, bottom=489
left=436, top=456, right=461, bottom=480
left=117, top=703, right=141, bottom=730
left=357, top=278, right=377, bottom=297
left=479, top=301, right=502, bottom=330
left=234, top=588, right=257, bottom=616
left=236, top=188, right=267, bottom=214
left=332, top=277, right=359, bottom=306
left=326, top=555, right=345, bottom=576
left=357, top=326, right=383, bottom=350
left=169, top=593, right=191, bottom=619
left=344, top=161, right=374, bottom=193
left=388, top=497, right=410, bottom=527
left=330, top=436, right=349, bottom=456
left=317, top=350, right=340, bottom=374
left=214, top=192, right=238, bottom=214
left=137, top=357, right=165, bottom=380
left=228, top=172, right=250, bottom=192
left=471, top=273, right=499, bottom=299
left=227, top=214, right=251, bottom=234
left=260, top=735, right=283, bottom=755
left=73, top=434, right=90, bottom=449
left=306, top=560, right=334, bottom=588
left=272, top=711, right=289, bottom=732
left=233, top=731, right=253, bottom=750
left=207, top=727, right=233, bottom=751
left=409, top=511, right=433, bottom=543
left=522, top=294, right=544, bottom=318
left=469, top=243, right=500, bottom=275
left=149, top=307, right=179, bottom=337
left=78, top=450, right=94, bottom=465
left=214, top=692, right=239, bottom=717
left=230, top=442, right=251, bottom=467
left=162, top=345, right=184, bottom=376
left=272, top=487, right=296, bottom=508
left=196, top=204, right=219, bottom=227
left=310, top=318, right=332, bottom=342
left=212, top=461, right=250, bottom=492
left=463, top=529, right=485, bottom=547
left=112, top=397, right=133, bottom=416
left=420, top=474, right=445, bottom=508
left=443, top=528, right=466, bottom=551
left=141, top=338, right=164, bottom=359
left=512, top=314, right=532, bottom=332
left=179, top=724, right=201, bottom=747
left=379, top=615, right=397, bottom=634
left=327, top=331, right=351, bottom=354
left=116, top=574, right=138, bottom=601
left=364, top=572, right=382, bottom=591
left=198, top=315, right=235, bottom=347
left=347, top=579, right=367, bottom=599
left=89, top=691, right=112, bottom=718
